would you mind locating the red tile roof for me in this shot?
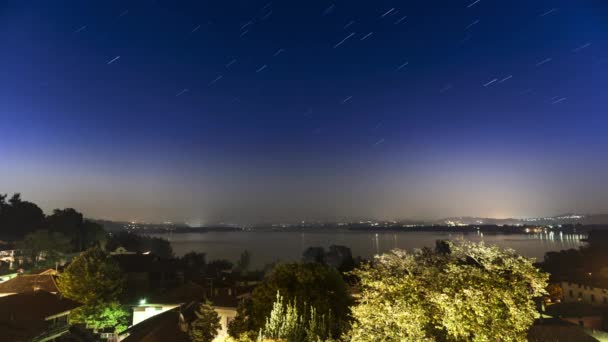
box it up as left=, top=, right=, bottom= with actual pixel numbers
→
left=0, top=274, right=59, bottom=294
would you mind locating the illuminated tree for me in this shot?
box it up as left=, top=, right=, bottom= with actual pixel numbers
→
left=257, top=292, right=330, bottom=342
left=249, top=263, right=351, bottom=338
left=347, top=241, right=549, bottom=342
left=57, top=247, right=126, bottom=332
left=189, top=301, right=222, bottom=342
left=71, top=301, right=130, bottom=333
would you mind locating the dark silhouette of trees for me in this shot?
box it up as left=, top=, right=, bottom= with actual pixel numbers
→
left=0, top=193, right=45, bottom=239
left=46, top=208, right=107, bottom=251
left=247, top=263, right=352, bottom=339
left=0, top=194, right=107, bottom=252
left=106, top=232, right=173, bottom=258
left=206, top=259, right=233, bottom=278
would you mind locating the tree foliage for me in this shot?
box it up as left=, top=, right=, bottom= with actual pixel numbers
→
left=228, top=299, right=255, bottom=339
left=57, top=247, right=127, bottom=332
left=258, top=292, right=330, bottom=342
left=0, top=194, right=106, bottom=251
left=347, top=241, right=549, bottom=342
left=189, top=301, right=222, bottom=342
left=0, top=193, right=45, bottom=239
left=249, top=263, right=351, bottom=339
left=46, top=208, right=107, bottom=251
left=235, top=250, right=251, bottom=275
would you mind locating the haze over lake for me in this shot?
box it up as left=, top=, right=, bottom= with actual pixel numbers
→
left=151, top=231, right=585, bottom=269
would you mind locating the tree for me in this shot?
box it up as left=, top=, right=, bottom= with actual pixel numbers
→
left=15, top=230, right=71, bottom=267
left=248, top=263, right=352, bottom=339
left=228, top=300, right=255, bottom=339
left=235, top=250, right=251, bottom=275
left=0, top=193, right=45, bottom=239
left=46, top=208, right=107, bottom=251
left=258, top=292, right=330, bottom=342
left=347, top=241, right=549, bottom=342
left=260, top=292, right=305, bottom=342
left=57, top=247, right=126, bottom=332
left=58, top=247, right=125, bottom=304
left=81, top=220, right=108, bottom=250
left=189, top=301, right=222, bottom=342
left=106, top=232, right=173, bottom=258
left=546, top=283, right=563, bottom=303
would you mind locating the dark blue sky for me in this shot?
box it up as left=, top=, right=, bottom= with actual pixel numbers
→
left=1, top=0, right=607, bottom=223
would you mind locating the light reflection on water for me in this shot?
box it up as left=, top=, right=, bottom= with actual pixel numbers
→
left=151, top=231, right=586, bottom=269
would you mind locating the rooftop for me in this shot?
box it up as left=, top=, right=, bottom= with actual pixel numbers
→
left=0, top=274, right=59, bottom=294
left=0, top=291, right=81, bottom=341
left=120, top=307, right=190, bottom=342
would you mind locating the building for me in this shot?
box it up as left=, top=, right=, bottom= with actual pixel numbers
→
left=0, top=274, right=59, bottom=297
left=561, top=281, right=608, bottom=305
left=0, top=290, right=81, bottom=341
left=129, top=282, right=249, bottom=341
left=120, top=306, right=190, bottom=342
left=122, top=301, right=235, bottom=342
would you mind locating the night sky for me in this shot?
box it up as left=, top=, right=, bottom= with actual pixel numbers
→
left=1, top=0, right=607, bottom=224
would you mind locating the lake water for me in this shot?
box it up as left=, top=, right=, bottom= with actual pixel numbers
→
left=151, top=231, right=586, bottom=269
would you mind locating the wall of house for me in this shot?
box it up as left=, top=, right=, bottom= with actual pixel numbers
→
left=132, top=304, right=179, bottom=326
left=561, top=282, right=608, bottom=305
left=212, top=306, right=238, bottom=341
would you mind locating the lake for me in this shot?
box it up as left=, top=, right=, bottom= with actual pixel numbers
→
left=151, top=231, right=585, bottom=269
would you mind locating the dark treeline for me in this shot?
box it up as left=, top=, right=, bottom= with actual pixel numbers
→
left=106, top=232, right=174, bottom=259
left=0, top=193, right=105, bottom=251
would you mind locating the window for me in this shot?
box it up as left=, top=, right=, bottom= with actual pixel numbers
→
left=603, top=297, right=607, bottom=304
left=569, top=290, right=574, bottom=297
left=591, top=294, right=595, bottom=302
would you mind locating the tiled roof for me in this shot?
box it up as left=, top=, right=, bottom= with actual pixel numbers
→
left=0, top=290, right=81, bottom=321
left=121, top=308, right=190, bottom=342
left=0, top=274, right=59, bottom=294
left=0, top=291, right=81, bottom=341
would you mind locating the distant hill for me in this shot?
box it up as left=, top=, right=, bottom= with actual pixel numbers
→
left=89, top=219, right=128, bottom=233
left=433, top=214, right=608, bottom=226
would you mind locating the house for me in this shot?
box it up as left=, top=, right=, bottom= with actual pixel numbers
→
left=122, top=300, right=237, bottom=342
left=561, top=281, right=608, bottom=305
left=0, top=274, right=59, bottom=297
left=128, top=282, right=244, bottom=341
left=119, top=306, right=190, bottom=342
left=0, top=290, right=81, bottom=341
